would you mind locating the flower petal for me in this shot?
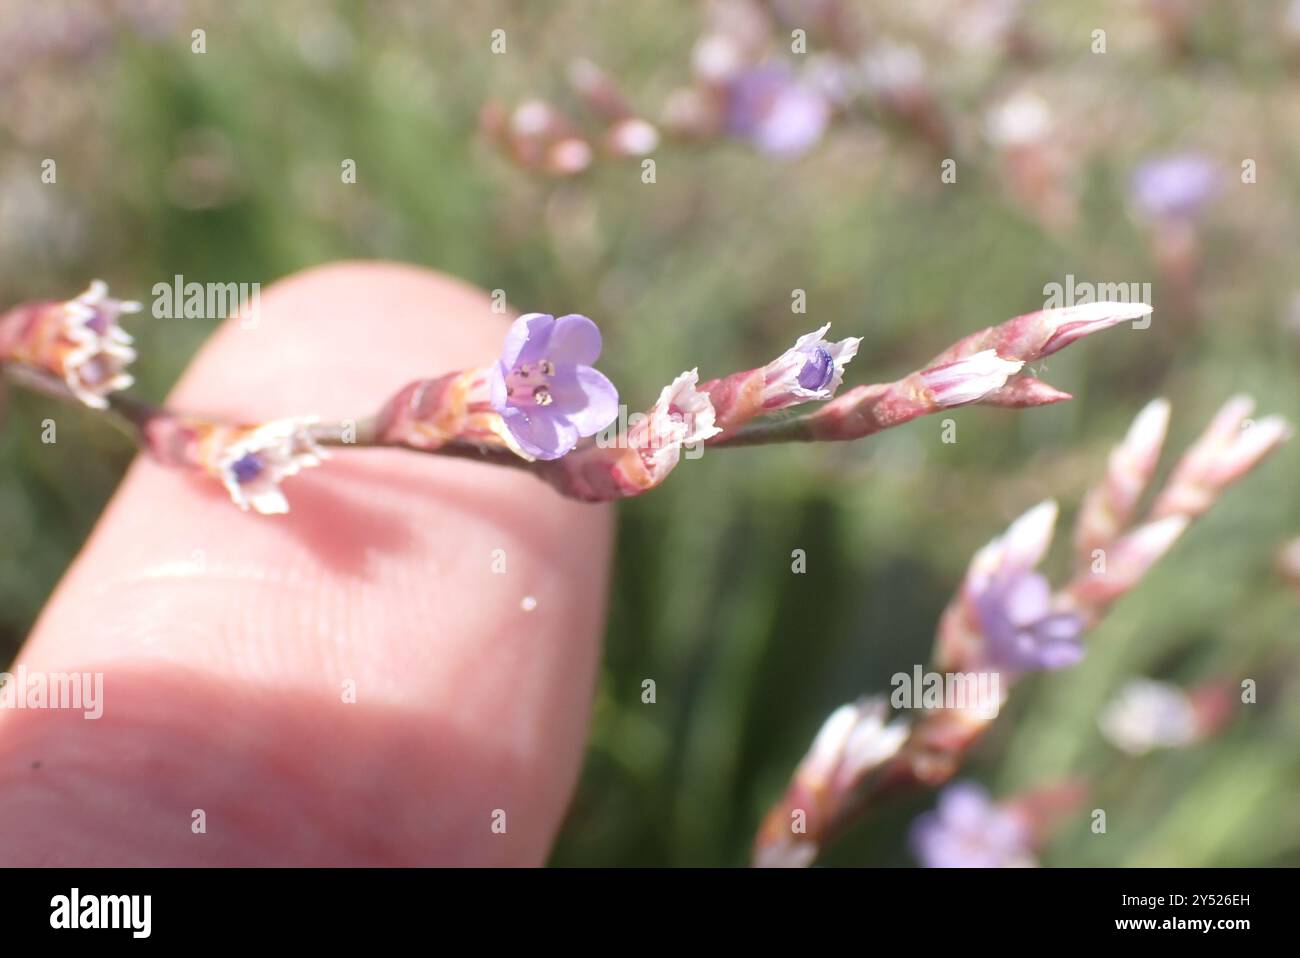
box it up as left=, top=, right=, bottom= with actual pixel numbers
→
left=500, top=313, right=554, bottom=369
left=487, top=361, right=509, bottom=413
left=501, top=405, right=578, bottom=460
left=547, top=314, right=602, bottom=365
left=548, top=364, right=620, bottom=436
left=1002, top=572, right=1052, bottom=627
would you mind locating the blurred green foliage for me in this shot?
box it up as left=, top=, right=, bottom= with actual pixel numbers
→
left=1, top=0, right=1297, bottom=866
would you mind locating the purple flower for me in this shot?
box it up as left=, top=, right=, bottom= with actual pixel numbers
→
left=760, top=324, right=861, bottom=410
left=974, top=570, right=1085, bottom=671
left=1130, top=152, right=1220, bottom=221
left=797, top=347, right=833, bottom=390
left=910, top=782, right=1035, bottom=868
left=488, top=312, right=619, bottom=460
left=966, top=501, right=1084, bottom=672
left=211, top=417, right=327, bottom=515
left=725, top=63, right=830, bottom=158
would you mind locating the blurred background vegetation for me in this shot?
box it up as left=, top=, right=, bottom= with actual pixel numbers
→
left=1, top=0, right=1298, bottom=866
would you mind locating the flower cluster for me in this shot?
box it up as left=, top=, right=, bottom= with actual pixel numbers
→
left=477, top=0, right=1247, bottom=270
left=480, top=59, right=659, bottom=177
left=753, top=393, right=1289, bottom=867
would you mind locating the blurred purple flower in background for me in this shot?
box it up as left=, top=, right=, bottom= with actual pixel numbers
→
left=966, top=501, right=1085, bottom=671
left=975, top=569, right=1085, bottom=671
left=910, top=782, right=1035, bottom=868
left=1130, top=152, right=1221, bottom=220
left=488, top=312, right=619, bottom=460
left=724, top=63, right=830, bottom=158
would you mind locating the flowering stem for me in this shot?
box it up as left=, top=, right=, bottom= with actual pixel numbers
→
left=0, top=361, right=552, bottom=480
left=2, top=362, right=156, bottom=440
left=2, top=292, right=1154, bottom=509
left=710, top=414, right=816, bottom=447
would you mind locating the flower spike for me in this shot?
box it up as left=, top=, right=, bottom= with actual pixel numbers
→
left=752, top=697, right=908, bottom=868
left=757, top=395, right=1289, bottom=867
left=0, top=287, right=1169, bottom=509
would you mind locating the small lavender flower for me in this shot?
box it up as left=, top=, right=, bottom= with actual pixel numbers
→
left=974, top=570, right=1085, bottom=670
left=211, top=418, right=327, bottom=515
left=725, top=63, right=830, bottom=158
left=762, top=324, right=861, bottom=409
left=967, top=501, right=1085, bottom=671
left=1130, top=152, right=1220, bottom=221
left=910, top=782, right=1035, bottom=868
left=488, top=313, right=619, bottom=460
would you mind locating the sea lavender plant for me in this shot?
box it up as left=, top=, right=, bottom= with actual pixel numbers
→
left=0, top=284, right=1153, bottom=513
left=753, top=394, right=1290, bottom=867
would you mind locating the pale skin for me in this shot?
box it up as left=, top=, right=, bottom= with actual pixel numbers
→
left=0, top=262, right=614, bottom=865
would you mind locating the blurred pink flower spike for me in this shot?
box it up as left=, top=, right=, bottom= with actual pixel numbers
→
left=482, top=98, right=594, bottom=177
left=1074, top=397, right=1171, bottom=563
left=0, top=280, right=139, bottom=408
left=1068, top=393, right=1289, bottom=615
left=1151, top=395, right=1293, bottom=521
left=1068, top=514, right=1188, bottom=612
left=566, top=58, right=636, bottom=122
left=566, top=58, right=661, bottom=158
left=752, top=696, right=909, bottom=868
